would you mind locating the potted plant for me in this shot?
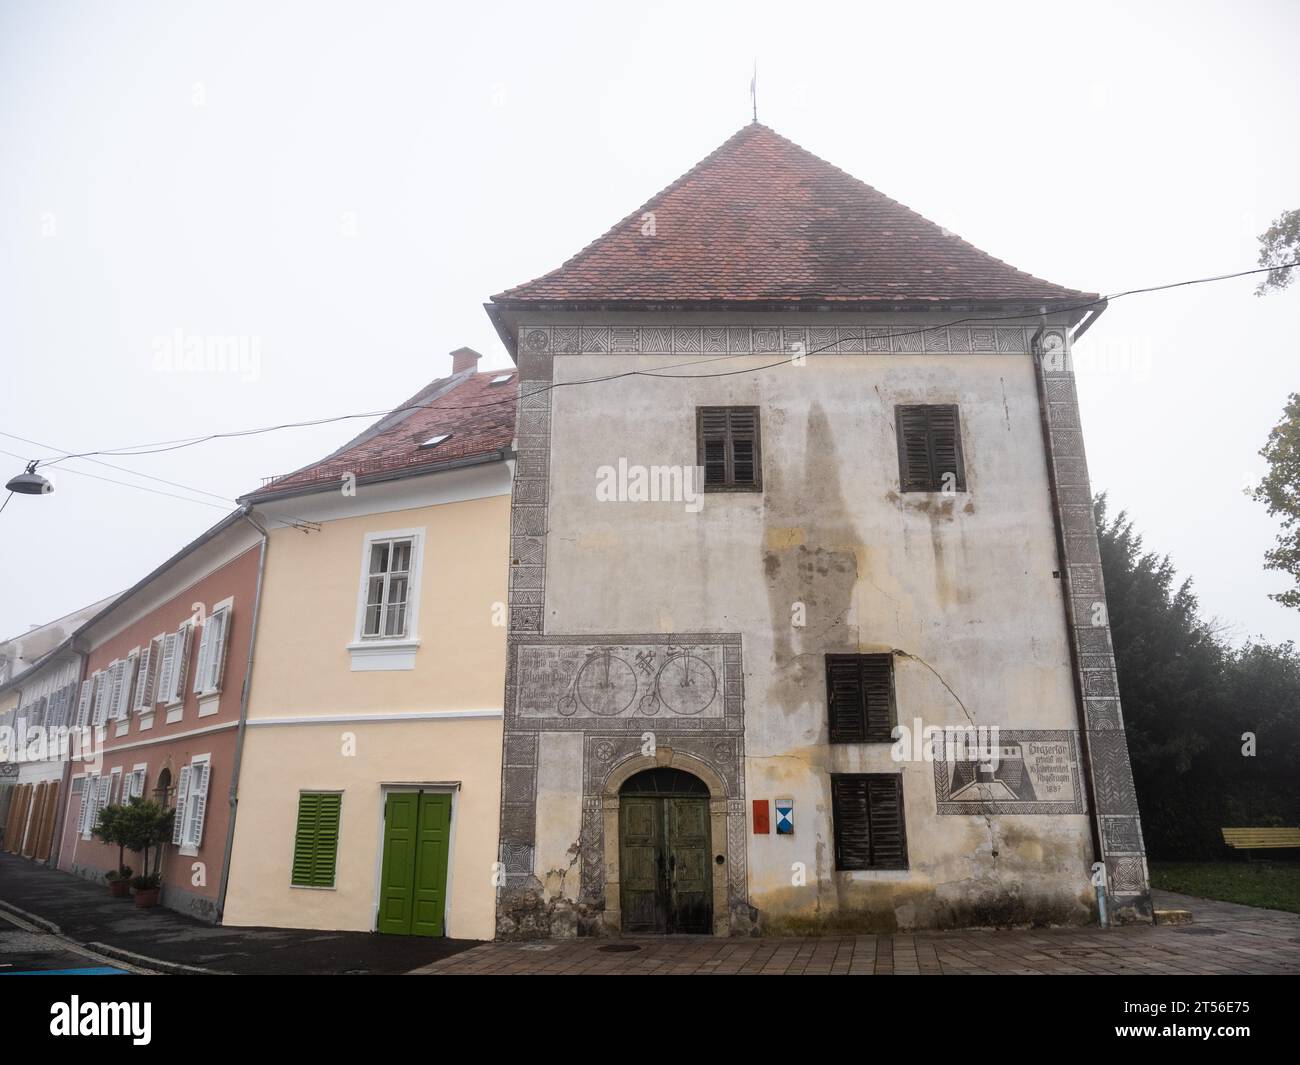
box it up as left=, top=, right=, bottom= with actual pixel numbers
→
left=93, top=803, right=133, bottom=897
left=105, top=864, right=134, bottom=897
left=119, top=799, right=175, bottom=910
left=129, top=872, right=162, bottom=907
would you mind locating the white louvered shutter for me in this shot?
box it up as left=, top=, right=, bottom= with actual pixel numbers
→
left=185, top=761, right=211, bottom=847
left=155, top=633, right=178, bottom=706
left=91, top=672, right=109, bottom=726
left=172, top=764, right=192, bottom=844
left=193, top=618, right=213, bottom=695
left=171, top=623, right=192, bottom=702
left=103, top=661, right=121, bottom=720
left=115, top=657, right=136, bottom=720
left=77, top=777, right=94, bottom=835
left=75, top=679, right=93, bottom=728
left=132, top=643, right=153, bottom=712
left=108, top=769, right=122, bottom=805
left=207, top=609, right=230, bottom=693
left=50, top=684, right=69, bottom=729
left=88, top=775, right=111, bottom=836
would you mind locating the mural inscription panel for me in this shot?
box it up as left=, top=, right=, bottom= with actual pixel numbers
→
left=932, top=729, right=1086, bottom=815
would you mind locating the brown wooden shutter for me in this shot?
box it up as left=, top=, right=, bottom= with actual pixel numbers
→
left=831, top=773, right=908, bottom=871
left=826, top=654, right=894, bottom=743
left=826, top=656, right=865, bottom=742
left=697, top=406, right=761, bottom=490
left=865, top=775, right=908, bottom=869
left=831, top=776, right=872, bottom=870
left=861, top=655, right=894, bottom=742
left=896, top=404, right=965, bottom=492
left=727, top=407, right=759, bottom=487
left=927, top=405, right=965, bottom=491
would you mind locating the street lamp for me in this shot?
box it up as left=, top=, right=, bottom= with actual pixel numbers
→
left=4, top=461, right=52, bottom=496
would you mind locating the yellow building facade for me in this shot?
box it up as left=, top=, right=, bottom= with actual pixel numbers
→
left=223, top=363, right=515, bottom=939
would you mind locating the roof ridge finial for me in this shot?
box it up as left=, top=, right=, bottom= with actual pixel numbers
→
left=750, top=60, right=757, bottom=124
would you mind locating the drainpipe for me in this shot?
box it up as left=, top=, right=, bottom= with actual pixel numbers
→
left=215, top=507, right=269, bottom=922
left=1029, top=326, right=1106, bottom=921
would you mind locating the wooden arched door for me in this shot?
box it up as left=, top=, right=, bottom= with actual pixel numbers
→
left=619, top=768, right=712, bottom=934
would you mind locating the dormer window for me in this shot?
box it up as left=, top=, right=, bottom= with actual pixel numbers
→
left=418, top=433, right=452, bottom=450
left=490, top=374, right=514, bottom=385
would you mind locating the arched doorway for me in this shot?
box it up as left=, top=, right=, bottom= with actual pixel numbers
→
left=618, top=767, right=712, bottom=934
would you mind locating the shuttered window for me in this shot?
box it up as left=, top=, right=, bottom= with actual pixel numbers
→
left=291, top=792, right=343, bottom=888
left=895, top=404, right=966, bottom=492
left=193, top=607, right=231, bottom=696
left=697, top=406, right=762, bottom=491
left=826, top=654, right=895, bottom=743
left=831, top=774, right=908, bottom=871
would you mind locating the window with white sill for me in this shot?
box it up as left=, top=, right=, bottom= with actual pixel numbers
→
left=349, top=529, right=424, bottom=670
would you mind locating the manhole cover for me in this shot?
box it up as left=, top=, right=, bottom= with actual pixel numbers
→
left=598, top=943, right=642, bottom=954
left=1174, top=927, right=1224, bottom=936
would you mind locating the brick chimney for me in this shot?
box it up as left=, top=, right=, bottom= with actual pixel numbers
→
left=451, top=346, right=482, bottom=374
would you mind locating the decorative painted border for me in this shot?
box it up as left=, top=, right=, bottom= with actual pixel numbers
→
left=1036, top=349, right=1151, bottom=914
left=520, top=323, right=1070, bottom=360
left=931, top=729, right=1086, bottom=815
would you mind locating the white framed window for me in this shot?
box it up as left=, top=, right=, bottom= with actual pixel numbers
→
left=128, top=763, right=148, bottom=800
left=108, top=766, right=123, bottom=805
left=193, top=602, right=232, bottom=697
left=172, top=753, right=211, bottom=853
left=348, top=529, right=424, bottom=671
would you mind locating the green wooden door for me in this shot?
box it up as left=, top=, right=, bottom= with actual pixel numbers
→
left=618, top=795, right=712, bottom=934
left=666, top=797, right=711, bottom=933
left=411, top=793, right=450, bottom=937
left=378, top=791, right=451, bottom=937
left=619, top=797, right=663, bottom=933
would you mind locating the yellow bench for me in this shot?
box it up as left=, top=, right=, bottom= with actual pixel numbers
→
left=1221, top=827, right=1300, bottom=851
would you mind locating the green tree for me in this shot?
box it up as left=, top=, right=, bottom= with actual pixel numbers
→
left=1255, top=208, right=1300, bottom=295
left=1097, top=495, right=1300, bottom=858
left=117, top=798, right=174, bottom=887
left=1251, top=393, right=1300, bottom=610
left=93, top=803, right=132, bottom=880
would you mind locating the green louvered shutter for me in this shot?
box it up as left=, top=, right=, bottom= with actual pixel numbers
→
left=291, top=792, right=342, bottom=887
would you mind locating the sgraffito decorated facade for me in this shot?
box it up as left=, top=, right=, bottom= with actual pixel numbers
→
left=484, top=123, right=1151, bottom=936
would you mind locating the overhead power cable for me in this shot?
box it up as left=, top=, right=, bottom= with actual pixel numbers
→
left=21, top=259, right=1300, bottom=469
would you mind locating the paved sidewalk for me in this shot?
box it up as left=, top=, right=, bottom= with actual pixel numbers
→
left=411, top=891, right=1300, bottom=975
left=0, top=852, right=480, bottom=974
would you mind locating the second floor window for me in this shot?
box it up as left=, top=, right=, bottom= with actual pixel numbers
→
left=363, top=537, right=413, bottom=638
left=697, top=406, right=762, bottom=491
left=896, top=404, right=966, bottom=493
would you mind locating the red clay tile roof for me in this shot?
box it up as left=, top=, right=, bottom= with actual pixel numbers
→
left=492, top=123, right=1092, bottom=305
left=245, top=370, right=516, bottom=499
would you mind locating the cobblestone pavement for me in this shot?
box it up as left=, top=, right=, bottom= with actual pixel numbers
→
left=410, top=891, right=1300, bottom=975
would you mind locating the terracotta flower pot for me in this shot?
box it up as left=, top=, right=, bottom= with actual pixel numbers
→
left=109, top=879, right=130, bottom=898
left=133, top=887, right=160, bottom=909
